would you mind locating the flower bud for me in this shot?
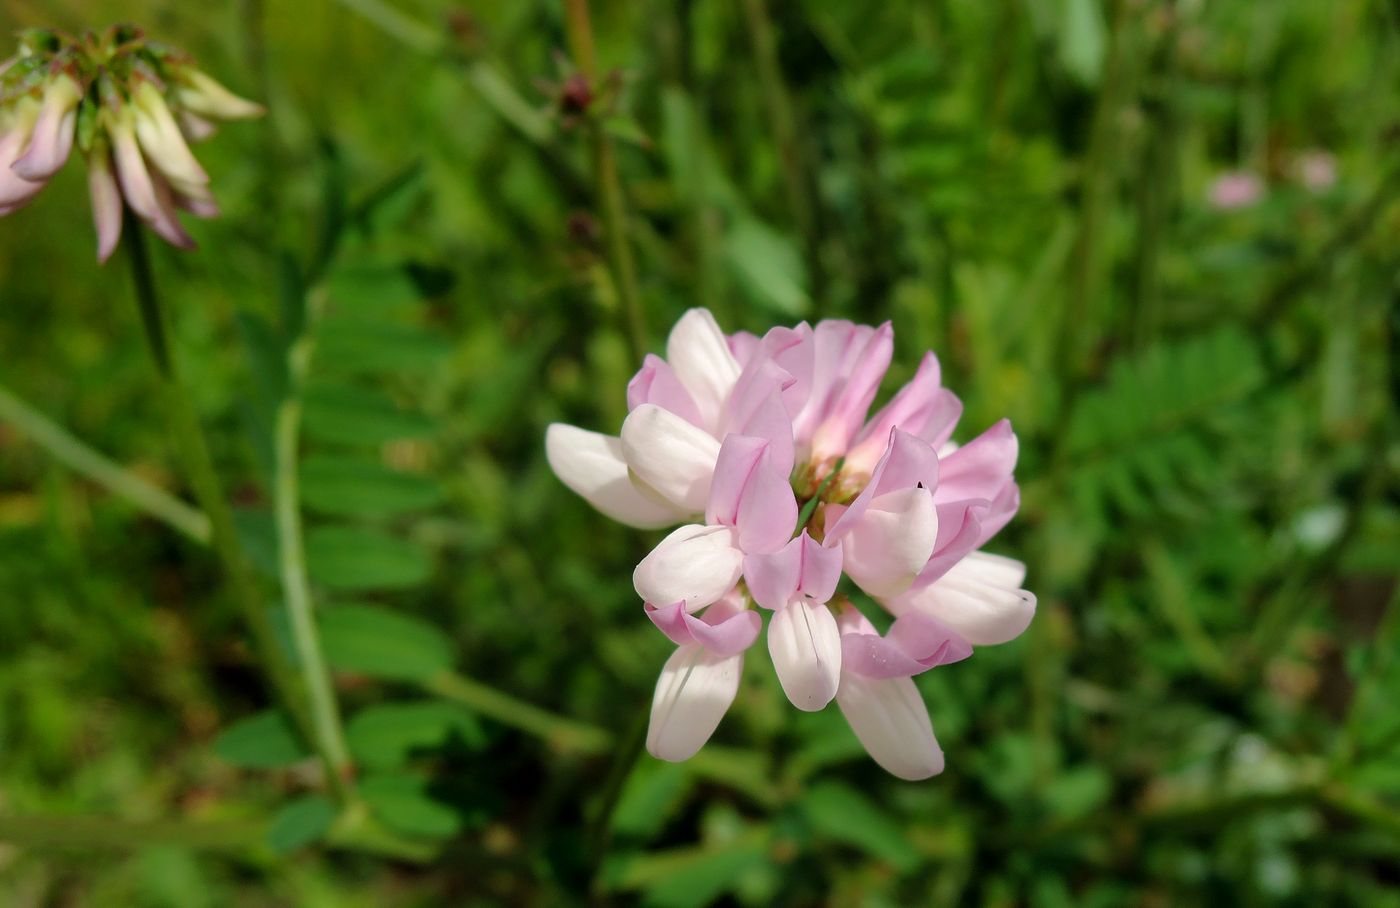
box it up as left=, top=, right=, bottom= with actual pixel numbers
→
left=131, top=80, right=209, bottom=188
left=175, top=69, right=265, bottom=120
left=11, top=71, right=82, bottom=181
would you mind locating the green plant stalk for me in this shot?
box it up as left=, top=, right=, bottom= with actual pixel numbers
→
left=1061, top=0, right=1133, bottom=381
left=123, top=214, right=313, bottom=754
left=276, top=287, right=354, bottom=800
left=0, top=814, right=262, bottom=852
left=564, top=0, right=649, bottom=363
left=740, top=0, right=824, bottom=316
left=425, top=670, right=613, bottom=754
left=0, top=384, right=210, bottom=543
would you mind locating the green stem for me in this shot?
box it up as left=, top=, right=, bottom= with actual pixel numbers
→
left=276, top=286, right=354, bottom=799
left=425, top=670, right=613, bottom=754
left=123, top=214, right=313, bottom=753
left=0, top=814, right=262, bottom=852
left=1060, top=0, right=1132, bottom=382
left=740, top=0, right=824, bottom=316
left=0, top=384, right=210, bottom=542
left=564, top=0, right=649, bottom=363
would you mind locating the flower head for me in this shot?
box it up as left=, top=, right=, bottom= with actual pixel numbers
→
left=547, top=309, right=1035, bottom=780
left=0, top=25, right=263, bottom=261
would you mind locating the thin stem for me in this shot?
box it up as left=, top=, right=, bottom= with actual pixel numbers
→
left=123, top=214, right=313, bottom=749
left=0, top=384, right=210, bottom=542
left=563, top=0, right=649, bottom=362
left=1060, top=0, right=1132, bottom=382
left=425, top=670, right=613, bottom=754
left=740, top=0, right=824, bottom=316
left=0, top=815, right=262, bottom=852
left=276, top=286, right=354, bottom=799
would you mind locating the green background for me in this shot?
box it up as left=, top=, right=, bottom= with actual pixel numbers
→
left=1, top=0, right=1398, bottom=904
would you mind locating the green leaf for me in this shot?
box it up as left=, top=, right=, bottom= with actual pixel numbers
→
left=1059, top=0, right=1106, bottom=86
left=801, top=781, right=921, bottom=871
left=305, top=526, right=434, bottom=591
left=723, top=218, right=809, bottom=317
left=302, top=384, right=434, bottom=446
left=612, top=761, right=693, bottom=840
left=300, top=456, right=444, bottom=517
left=321, top=603, right=454, bottom=680
left=314, top=321, right=451, bottom=375
left=360, top=772, right=460, bottom=839
left=627, top=841, right=769, bottom=908
left=1042, top=765, right=1112, bottom=820
left=347, top=701, right=485, bottom=770
left=327, top=262, right=422, bottom=314
left=214, top=710, right=309, bottom=769
left=266, top=795, right=337, bottom=853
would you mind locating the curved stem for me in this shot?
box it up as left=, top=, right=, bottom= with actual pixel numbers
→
left=564, top=0, right=649, bottom=362
left=425, top=670, right=612, bottom=754
left=0, top=384, right=210, bottom=542
left=123, top=214, right=313, bottom=773
left=276, top=286, right=354, bottom=799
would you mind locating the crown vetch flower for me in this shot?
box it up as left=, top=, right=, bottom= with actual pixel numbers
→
left=0, top=26, right=263, bottom=261
left=547, top=308, right=1036, bottom=780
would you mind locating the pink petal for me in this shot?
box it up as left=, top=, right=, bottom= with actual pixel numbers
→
left=846, top=352, right=963, bottom=476
left=647, top=644, right=744, bottom=762
left=840, top=610, right=971, bottom=680
left=827, top=428, right=939, bottom=542
left=87, top=149, right=123, bottom=263
left=839, top=485, right=939, bottom=598
left=810, top=321, right=893, bottom=460
left=10, top=74, right=81, bottom=182
left=768, top=600, right=842, bottom=711
left=791, top=320, right=868, bottom=446
left=644, top=596, right=761, bottom=657
left=742, top=530, right=843, bottom=610
left=720, top=357, right=795, bottom=476
left=132, top=82, right=210, bottom=188
left=885, top=551, right=1035, bottom=646
left=628, top=353, right=704, bottom=428
left=633, top=524, right=743, bottom=610
left=544, top=423, right=688, bottom=529
left=620, top=404, right=721, bottom=513
left=665, top=308, right=742, bottom=433
left=734, top=454, right=798, bottom=554
left=836, top=671, right=944, bottom=780
left=146, top=169, right=196, bottom=249
left=934, top=419, right=1018, bottom=504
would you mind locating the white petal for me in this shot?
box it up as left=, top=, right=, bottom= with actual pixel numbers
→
left=666, top=309, right=742, bottom=433
left=545, top=423, right=686, bottom=529
left=647, top=645, right=744, bottom=762
left=767, top=601, right=842, bottom=712
left=620, top=404, right=721, bottom=513
left=840, top=487, right=938, bottom=598
left=885, top=551, right=1035, bottom=646
left=634, top=524, right=743, bottom=610
left=836, top=672, right=944, bottom=781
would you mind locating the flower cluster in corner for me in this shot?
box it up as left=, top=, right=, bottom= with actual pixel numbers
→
left=546, top=309, right=1035, bottom=780
left=0, top=25, right=263, bottom=261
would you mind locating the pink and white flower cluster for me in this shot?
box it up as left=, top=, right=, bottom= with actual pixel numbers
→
left=1, top=26, right=263, bottom=261
left=547, top=309, right=1034, bottom=780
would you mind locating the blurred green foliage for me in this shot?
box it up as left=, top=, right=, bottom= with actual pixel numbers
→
left=1, top=0, right=1398, bottom=904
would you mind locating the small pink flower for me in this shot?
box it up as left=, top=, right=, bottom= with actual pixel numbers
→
left=1295, top=150, right=1337, bottom=193
left=1208, top=171, right=1264, bottom=210
left=0, top=26, right=262, bottom=261
left=547, top=308, right=1034, bottom=779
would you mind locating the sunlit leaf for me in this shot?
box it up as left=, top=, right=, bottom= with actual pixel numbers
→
left=321, top=603, right=454, bottom=680
left=305, top=525, right=433, bottom=591
left=347, top=701, right=485, bottom=770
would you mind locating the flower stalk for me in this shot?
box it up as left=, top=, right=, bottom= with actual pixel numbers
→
left=122, top=212, right=314, bottom=776
left=273, top=285, right=355, bottom=800
left=563, top=0, right=648, bottom=363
